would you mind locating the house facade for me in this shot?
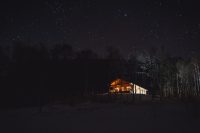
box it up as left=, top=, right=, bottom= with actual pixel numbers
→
left=109, top=79, right=147, bottom=95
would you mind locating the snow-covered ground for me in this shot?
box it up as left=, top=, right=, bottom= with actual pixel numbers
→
left=0, top=102, right=200, bottom=133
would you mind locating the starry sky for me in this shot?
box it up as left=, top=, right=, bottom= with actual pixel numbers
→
left=1, top=0, right=200, bottom=57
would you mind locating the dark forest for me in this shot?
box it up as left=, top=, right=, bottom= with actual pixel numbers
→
left=0, top=41, right=200, bottom=108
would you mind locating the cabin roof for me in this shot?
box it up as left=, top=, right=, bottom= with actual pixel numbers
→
left=110, top=79, right=131, bottom=86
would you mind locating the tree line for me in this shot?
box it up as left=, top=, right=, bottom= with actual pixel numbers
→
left=0, top=41, right=200, bottom=108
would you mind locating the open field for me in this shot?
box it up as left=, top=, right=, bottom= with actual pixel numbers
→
left=0, top=101, right=200, bottom=133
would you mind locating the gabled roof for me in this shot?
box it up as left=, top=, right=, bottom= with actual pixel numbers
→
left=110, top=79, right=131, bottom=86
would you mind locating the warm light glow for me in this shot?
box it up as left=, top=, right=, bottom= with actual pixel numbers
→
left=115, top=87, right=119, bottom=92
left=109, top=79, right=147, bottom=95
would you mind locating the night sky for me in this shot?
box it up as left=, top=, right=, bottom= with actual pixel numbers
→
left=1, top=0, right=200, bottom=57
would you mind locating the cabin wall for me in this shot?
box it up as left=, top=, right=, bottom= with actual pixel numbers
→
left=133, top=84, right=147, bottom=95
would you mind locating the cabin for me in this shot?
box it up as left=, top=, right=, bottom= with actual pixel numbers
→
left=109, top=79, right=147, bottom=95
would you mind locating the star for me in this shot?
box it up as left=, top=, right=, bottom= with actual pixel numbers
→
left=124, top=13, right=128, bottom=17
left=159, top=2, right=163, bottom=6
left=178, top=14, right=183, bottom=17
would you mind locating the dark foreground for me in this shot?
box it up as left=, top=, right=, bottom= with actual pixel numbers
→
left=0, top=101, right=200, bottom=133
